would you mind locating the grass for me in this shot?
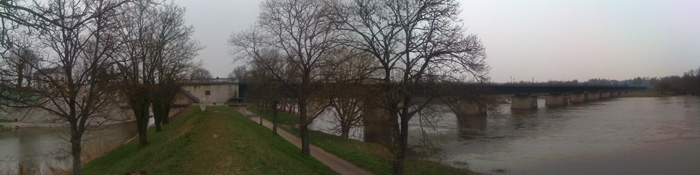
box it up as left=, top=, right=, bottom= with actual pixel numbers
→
left=250, top=108, right=483, bottom=175
left=247, top=106, right=300, bottom=124
left=0, top=119, right=13, bottom=123
left=82, top=106, right=337, bottom=175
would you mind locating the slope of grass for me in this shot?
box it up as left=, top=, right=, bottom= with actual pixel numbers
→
left=250, top=108, right=482, bottom=175
left=82, top=106, right=337, bottom=175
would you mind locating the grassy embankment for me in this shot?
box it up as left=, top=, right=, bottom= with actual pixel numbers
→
left=249, top=106, right=483, bottom=175
left=82, top=106, right=337, bottom=175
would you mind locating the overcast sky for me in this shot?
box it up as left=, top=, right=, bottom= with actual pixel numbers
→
left=175, top=0, right=700, bottom=83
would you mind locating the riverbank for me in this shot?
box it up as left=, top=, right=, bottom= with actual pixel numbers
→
left=249, top=107, right=483, bottom=175
left=81, top=106, right=337, bottom=174
left=617, top=91, right=693, bottom=98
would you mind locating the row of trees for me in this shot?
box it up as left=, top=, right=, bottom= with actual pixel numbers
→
left=654, top=67, right=700, bottom=95
left=230, top=0, right=488, bottom=174
left=0, top=0, right=200, bottom=174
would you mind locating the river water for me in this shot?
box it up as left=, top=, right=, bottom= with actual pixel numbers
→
left=0, top=122, right=137, bottom=174
left=311, top=96, right=700, bottom=175
left=411, top=96, right=700, bottom=175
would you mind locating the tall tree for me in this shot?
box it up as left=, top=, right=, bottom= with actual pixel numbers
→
left=1, top=0, right=128, bottom=174
left=149, top=3, right=200, bottom=130
left=113, top=0, right=199, bottom=144
left=330, top=0, right=488, bottom=174
left=231, top=0, right=339, bottom=155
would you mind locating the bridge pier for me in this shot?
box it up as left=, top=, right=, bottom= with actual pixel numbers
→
left=511, top=94, right=537, bottom=110
left=454, top=100, right=487, bottom=116
left=545, top=93, right=569, bottom=107
left=588, top=91, right=600, bottom=101
left=362, top=107, right=393, bottom=148
left=601, top=91, right=611, bottom=99
left=570, top=92, right=586, bottom=104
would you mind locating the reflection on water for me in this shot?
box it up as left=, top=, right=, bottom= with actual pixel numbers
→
left=0, top=122, right=137, bottom=174
left=429, top=97, right=700, bottom=175
left=456, top=115, right=487, bottom=137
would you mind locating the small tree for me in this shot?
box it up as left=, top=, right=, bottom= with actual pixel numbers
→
left=231, top=0, right=339, bottom=155
left=322, top=48, right=376, bottom=138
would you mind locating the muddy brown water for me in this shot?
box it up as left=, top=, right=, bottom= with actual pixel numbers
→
left=0, top=122, right=138, bottom=174
left=310, top=96, right=700, bottom=175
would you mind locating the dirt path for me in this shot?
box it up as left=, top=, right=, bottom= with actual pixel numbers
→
left=244, top=110, right=373, bottom=175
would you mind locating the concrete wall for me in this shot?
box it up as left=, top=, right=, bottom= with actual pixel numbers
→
left=570, top=93, right=586, bottom=103
left=588, top=92, right=600, bottom=101
left=362, top=107, right=393, bottom=148
left=181, top=84, right=239, bottom=104
left=545, top=94, right=569, bottom=107
left=511, top=95, right=537, bottom=110
left=454, top=100, right=487, bottom=116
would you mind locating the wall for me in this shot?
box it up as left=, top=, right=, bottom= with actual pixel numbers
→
left=181, top=83, right=239, bottom=104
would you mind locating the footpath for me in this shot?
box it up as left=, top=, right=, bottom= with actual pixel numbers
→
left=243, top=110, right=373, bottom=175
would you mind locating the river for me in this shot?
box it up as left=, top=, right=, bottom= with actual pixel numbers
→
left=311, top=96, right=700, bottom=175
left=0, top=122, right=138, bottom=174
left=422, top=96, right=700, bottom=174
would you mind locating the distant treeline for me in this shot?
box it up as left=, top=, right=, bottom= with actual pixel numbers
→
left=651, top=67, right=700, bottom=95
left=501, top=67, right=700, bottom=96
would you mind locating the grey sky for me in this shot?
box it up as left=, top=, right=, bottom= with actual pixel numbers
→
left=176, top=0, right=700, bottom=83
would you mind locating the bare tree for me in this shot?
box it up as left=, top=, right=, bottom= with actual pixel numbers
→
left=113, top=0, right=161, bottom=147
left=231, top=0, right=339, bottom=155
left=113, top=0, right=199, bottom=145
left=1, top=0, right=128, bottom=174
left=2, top=46, right=39, bottom=88
left=322, top=48, right=376, bottom=138
left=149, top=2, right=200, bottom=130
left=189, top=66, right=211, bottom=80
left=244, top=51, right=288, bottom=134
left=330, top=0, right=488, bottom=174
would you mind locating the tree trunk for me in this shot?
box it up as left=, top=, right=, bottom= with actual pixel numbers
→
left=299, top=100, right=310, bottom=155
left=138, top=124, right=148, bottom=146
left=152, top=101, right=163, bottom=131
left=272, top=101, right=278, bottom=135
left=133, top=101, right=149, bottom=147
left=393, top=114, right=410, bottom=175
left=388, top=106, right=404, bottom=175
left=341, top=127, right=350, bottom=138
left=162, top=104, right=171, bottom=124
left=70, top=131, right=82, bottom=175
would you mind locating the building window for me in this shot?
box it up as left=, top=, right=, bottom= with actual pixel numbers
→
left=205, top=90, right=211, bottom=96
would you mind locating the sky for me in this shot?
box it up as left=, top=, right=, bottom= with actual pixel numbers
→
left=175, top=0, right=700, bottom=83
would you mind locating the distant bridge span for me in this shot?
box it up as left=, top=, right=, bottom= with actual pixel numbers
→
left=478, top=84, right=647, bottom=95
left=238, top=83, right=647, bottom=114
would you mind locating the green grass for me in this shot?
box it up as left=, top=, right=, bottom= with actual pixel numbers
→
left=82, top=106, right=337, bottom=175
left=249, top=108, right=482, bottom=175
left=247, top=106, right=300, bottom=124
left=0, top=119, right=13, bottom=123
